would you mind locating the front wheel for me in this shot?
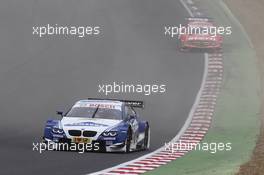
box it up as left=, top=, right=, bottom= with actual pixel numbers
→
left=178, top=40, right=189, bottom=52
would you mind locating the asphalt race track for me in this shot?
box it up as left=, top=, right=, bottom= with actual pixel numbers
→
left=0, top=0, right=204, bottom=174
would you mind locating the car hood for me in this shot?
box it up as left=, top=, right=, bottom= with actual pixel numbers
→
left=61, top=117, right=122, bottom=138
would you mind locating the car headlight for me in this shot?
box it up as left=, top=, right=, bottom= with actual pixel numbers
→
left=52, top=128, right=64, bottom=134
left=102, top=131, right=117, bottom=137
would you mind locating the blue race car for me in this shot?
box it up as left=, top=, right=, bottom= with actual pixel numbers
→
left=43, top=98, right=150, bottom=153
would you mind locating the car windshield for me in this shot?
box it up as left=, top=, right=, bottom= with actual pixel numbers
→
left=66, top=106, right=122, bottom=120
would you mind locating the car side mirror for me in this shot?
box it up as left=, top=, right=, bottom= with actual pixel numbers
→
left=56, top=111, right=64, bottom=117
left=129, top=115, right=136, bottom=120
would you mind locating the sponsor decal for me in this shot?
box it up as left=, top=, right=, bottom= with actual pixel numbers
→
left=64, top=122, right=108, bottom=127
left=74, top=101, right=122, bottom=110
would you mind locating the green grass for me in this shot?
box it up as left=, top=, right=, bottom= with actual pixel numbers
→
left=144, top=0, right=261, bottom=174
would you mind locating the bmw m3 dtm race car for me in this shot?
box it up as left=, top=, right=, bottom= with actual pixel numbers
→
left=43, top=98, right=150, bottom=153
left=178, top=18, right=223, bottom=51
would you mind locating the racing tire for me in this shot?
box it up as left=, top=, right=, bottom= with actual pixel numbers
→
left=180, top=46, right=190, bottom=52
left=125, top=128, right=132, bottom=153
left=143, top=125, right=150, bottom=150
left=178, top=40, right=189, bottom=52
left=214, top=47, right=222, bottom=52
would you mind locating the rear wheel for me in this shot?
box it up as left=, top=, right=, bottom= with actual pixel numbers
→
left=143, top=125, right=150, bottom=150
left=125, top=129, right=132, bottom=153
left=214, top=47, right=222, bottom=52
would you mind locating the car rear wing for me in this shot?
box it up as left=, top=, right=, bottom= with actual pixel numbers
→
left=186, top=17, right=213, bottom=22
left=87, top=98, right=144, bottom=108
left=123, top=100, right=144, bottom=108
